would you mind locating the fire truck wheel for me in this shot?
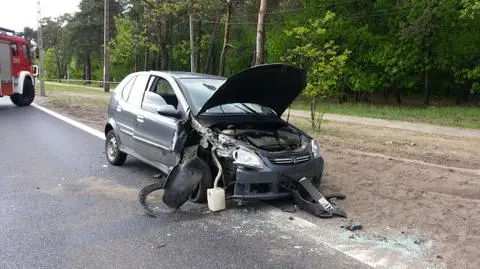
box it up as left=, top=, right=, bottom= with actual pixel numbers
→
left=10, top=78, right=35, bottom=107
left=105, top=130, right=127, bottom=165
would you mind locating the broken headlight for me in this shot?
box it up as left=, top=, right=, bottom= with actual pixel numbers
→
left=233, top=146, right=264, bottom=170
left=311, top=140, right=322, bottom=159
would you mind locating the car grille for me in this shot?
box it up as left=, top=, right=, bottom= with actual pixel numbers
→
left=269, top=153, right=311, bottom=165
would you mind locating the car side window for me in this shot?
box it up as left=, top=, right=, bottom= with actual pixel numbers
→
left=121, top=77, right=136, bottom=100
left=11, top=44, right=18, bottom=57
left=127, top=74, right=149, bottom=107
left=150, top=77, right=179, bottom=108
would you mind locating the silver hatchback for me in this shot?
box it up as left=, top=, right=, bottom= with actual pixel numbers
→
left=104, top=64, right=324, bottom=206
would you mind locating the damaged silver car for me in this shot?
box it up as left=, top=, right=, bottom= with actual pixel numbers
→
left=105, top=64, right=325, bottom=209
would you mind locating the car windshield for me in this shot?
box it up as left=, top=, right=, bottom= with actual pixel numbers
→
left=179, top=78, right=276, bottom=116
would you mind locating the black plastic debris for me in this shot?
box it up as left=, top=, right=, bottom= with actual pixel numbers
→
left=280, top=175, right=347, bottom=218
left=346, top=220, right=363, bottom=231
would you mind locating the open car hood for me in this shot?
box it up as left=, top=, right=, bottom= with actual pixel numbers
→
left=197, top=64, right=306, bottom=116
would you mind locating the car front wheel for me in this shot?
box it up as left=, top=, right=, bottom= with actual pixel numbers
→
left=105, top=130, right=127, bottom=165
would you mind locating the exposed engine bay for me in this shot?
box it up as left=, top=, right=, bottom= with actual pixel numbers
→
left=215, top=122, right=308, bottom=152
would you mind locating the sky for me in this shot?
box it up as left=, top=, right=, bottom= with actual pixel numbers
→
left=0, top=0, right=80, bottom=32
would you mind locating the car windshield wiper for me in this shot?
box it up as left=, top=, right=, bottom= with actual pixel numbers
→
left=234, top=103, right=261, bottom=115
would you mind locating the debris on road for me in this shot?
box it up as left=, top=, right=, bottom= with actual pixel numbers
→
left=414, top=238, right=426, bottom=245
left=345, top=220, right=363, bottom=231
left=281, top=204, right=297, bottom=213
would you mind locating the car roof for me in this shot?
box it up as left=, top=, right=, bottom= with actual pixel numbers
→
left=147, top=70, right=226, bottom=80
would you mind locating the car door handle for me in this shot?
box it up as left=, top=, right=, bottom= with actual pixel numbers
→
left=116, top=105, right=122, bottom=112
left=136, top=115, right=145, bottom=123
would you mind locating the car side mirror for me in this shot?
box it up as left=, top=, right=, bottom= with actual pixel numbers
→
left=156, top=105, right=180, bottom=118
left=32, top=65, right=39, bottom=76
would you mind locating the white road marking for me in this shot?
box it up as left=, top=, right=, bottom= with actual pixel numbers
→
left=31, top=103, right=105, bottom=140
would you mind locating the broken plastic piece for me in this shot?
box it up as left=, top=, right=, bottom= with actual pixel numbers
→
left=280, top=175, right=347, bottom=218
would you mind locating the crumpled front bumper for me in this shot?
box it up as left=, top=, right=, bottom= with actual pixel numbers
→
left=226, top=156, right=324, bottom=200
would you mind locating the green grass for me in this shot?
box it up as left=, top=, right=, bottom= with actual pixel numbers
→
left=291, top=102, right=480, bottom=129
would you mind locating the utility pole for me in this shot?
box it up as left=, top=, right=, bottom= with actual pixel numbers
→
left=36, top=0, right=45, bottom=96
left=103, top=0, right=110, bottom=92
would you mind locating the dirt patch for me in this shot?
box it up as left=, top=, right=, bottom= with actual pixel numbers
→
left=288, top=116, right=480, bottom=170
left=34, top=94, right=480, bottom=268
left=321, top=150, right=480, bottom=269
left=35, top=95, right=107, bottom=131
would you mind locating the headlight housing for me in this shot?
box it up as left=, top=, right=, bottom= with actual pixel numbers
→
left=311, top=140, right=322, bottom=159
left=233, top=146, right=264, bottom=170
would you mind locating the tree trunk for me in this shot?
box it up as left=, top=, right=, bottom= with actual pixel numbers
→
left=189, top=14, right=197, bottom=72
left=455, top=82, right=461, bottom=105
left=254, top=0, right=267, bottom=66
left=204, top=16, right=219, bottom=73
left=144, top=49, right=149, bottom=71
left=55, top=50, right=62, bottom=79
left=395, top=83, right=402, bottom=104
left=160, top=19, right=169, bottom=70
left=85, top=54, right=91, bottom=82
left=424, top=70, right=430, bottom=106
left=219, top=0, right=232, bottom=76
left=134, top=49, right=139, bottom=72
left=167, top=15, right=173, bottom=69
left=194, top=20, right=202, bottom=71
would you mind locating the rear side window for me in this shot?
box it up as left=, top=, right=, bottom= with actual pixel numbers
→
left=121, top=77, right=136, bottom=100
left=127, top=74, right=150, bottom=107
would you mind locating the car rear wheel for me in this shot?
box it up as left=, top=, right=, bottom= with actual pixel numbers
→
left=105, top=130, right=127, bottom=165
left=11, top=78, right=35, bottom=107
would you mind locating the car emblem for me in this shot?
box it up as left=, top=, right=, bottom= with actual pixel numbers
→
left=292, top=156, right=297, bottom=164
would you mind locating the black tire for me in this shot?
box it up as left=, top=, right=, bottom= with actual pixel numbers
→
left=189, top=159, right=213, bottom=203
left=10, top=78, right=35, bottom=107
left=105, top=130, right=127, bottom=165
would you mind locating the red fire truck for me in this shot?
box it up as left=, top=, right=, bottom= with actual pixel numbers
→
left=0, top=26, right=37, bottom=106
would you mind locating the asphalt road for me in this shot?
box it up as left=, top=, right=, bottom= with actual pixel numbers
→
left=0, top=97, right=369, bottom=269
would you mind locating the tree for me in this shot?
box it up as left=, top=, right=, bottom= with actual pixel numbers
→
left=67, top=0, right=120, bottom=81
left=41, top=16, right=71, bottom=79
left=283, top=12, right=350, bottom=131
left=219, top=0, right=232, bottom=76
